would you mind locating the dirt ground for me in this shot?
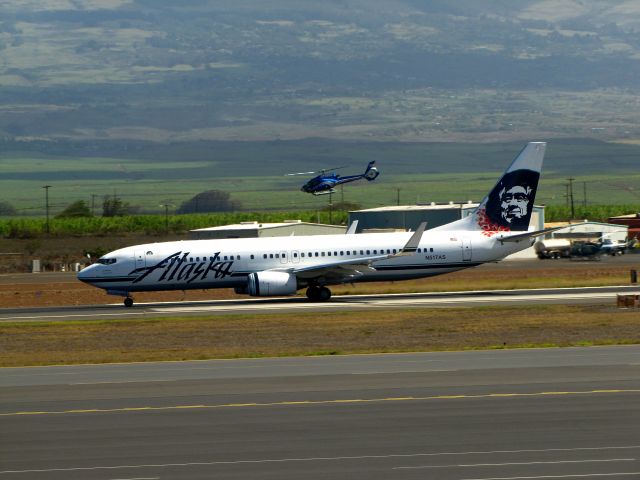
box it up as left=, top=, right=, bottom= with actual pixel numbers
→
left=0, top=256, right=638, bottom=308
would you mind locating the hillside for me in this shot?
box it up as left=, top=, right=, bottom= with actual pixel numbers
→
left=2, top=1, right=640, bottom=145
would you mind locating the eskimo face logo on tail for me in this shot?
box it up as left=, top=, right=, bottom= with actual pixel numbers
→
left=479, top=169, right=539, bottom=235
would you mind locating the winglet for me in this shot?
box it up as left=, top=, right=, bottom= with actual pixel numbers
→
left=396, top=222, right=427, bottom=256
left=346, top=220, right=359, bottom=234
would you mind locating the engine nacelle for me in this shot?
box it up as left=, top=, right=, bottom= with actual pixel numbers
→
left=247, top=271, right=297, bottom=297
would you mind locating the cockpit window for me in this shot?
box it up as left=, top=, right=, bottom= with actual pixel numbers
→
left=97, top=258, right=117, bottom=265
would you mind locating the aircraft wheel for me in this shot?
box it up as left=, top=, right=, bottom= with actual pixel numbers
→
left=306, top=286, right=331, bottom=302
left=318, top=286, right=332, bottom=302
left=124, top=297, right=134, bottom=308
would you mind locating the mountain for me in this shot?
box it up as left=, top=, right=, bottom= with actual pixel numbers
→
left=1, top=1, right=640, bottom=144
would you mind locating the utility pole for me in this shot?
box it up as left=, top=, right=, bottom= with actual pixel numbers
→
left=42, top=185, right=51, bottom=234
left=396, top=188, right=400, bottom=206
left=91, top=194, right=97, bottom=216
left=160, top=203, right=172, bottom=234
left=583, top=181, right=587, bottom=208
left=567, top=177, right=575, bottom=219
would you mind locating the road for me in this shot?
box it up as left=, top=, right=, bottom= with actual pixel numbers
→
left=0, top=285, right=638, bottom=322
left=2, top=346, right=640, bottom=479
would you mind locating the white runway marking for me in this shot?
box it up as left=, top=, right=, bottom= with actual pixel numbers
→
left=2, top=445, right=639, bottom=475
left=394, top=458, right=636, bottom=469
left=461, top=473, right=640, bottom=479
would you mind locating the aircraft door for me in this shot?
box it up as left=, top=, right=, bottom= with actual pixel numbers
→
left=134, top=250, right=146, bottom=270
left=462, top=238, right=472, bottom=261
left=280, top=251, right=288, bottom=264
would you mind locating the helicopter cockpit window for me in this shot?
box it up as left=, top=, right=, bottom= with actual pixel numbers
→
left=97, top=258, right=117, bottom=265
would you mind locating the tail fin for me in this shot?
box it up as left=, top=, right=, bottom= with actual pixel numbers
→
left=435, top=142, right=546, bottom=234
left=364, top=161, right=379, bottom=181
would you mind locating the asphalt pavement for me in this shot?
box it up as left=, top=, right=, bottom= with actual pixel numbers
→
left=2, top=346, right=640, bottom=479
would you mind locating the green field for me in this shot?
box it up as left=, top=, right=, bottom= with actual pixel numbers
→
left=2, top=139, right=640, bottom=215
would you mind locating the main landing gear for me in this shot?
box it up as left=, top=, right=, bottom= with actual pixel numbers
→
left=305, top=286, right=332, bottom=302
left=124, top=296, right=134, bottom=308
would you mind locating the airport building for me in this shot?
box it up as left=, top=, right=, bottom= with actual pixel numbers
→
left=189, top=220, right=345, bottom=240
left=545, top=220, right=629, bottom=244
left=607, top=213, right=640, bottom=240
left=348, top=203, right=545, bottom=233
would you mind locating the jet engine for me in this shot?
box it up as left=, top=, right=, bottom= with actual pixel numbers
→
left=247, top=271, right=297, bottom=296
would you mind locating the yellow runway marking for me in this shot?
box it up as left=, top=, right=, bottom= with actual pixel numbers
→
left=2, top=389, right=640, bottom=417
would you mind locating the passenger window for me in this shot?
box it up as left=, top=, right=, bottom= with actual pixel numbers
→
left=224, top=256, right=228, bottom=261
left=294, top=253, right=298, bottom=258
left=315, top=252, right=319, bottom=257
left=366, top=250, right=370, bottom=255
left=430, top=248, right=434, bottom=252
left=189, top=258, right=193, bottom=262
left=360, top=250, right=364, bottom=255
left=251, top=255, right=255, bottom=260
left=275, top=254, right=279, bottom=258
left=196, top=257, right=200, bottom=262
left=270, top=254, right=274, bottom=259
left=393, top=249, right=397, bottom=254
left=301, top=253, right=305, bottom=257
left=321, top=252, right=325, bottom=257
left=328, top=252, right=331, bottom=256
left=263, top=254, right=267, bottom=259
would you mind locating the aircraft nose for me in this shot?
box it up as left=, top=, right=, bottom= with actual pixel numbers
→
left=77, top=263, right=98, bottom=283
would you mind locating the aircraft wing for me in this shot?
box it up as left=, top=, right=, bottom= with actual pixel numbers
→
left=272, top=222, right=427, bottom=283
left=290, top=256, right=384, bottom=282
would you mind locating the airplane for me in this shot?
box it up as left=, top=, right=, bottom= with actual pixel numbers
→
left=79, top=142, right=550, bottom=307
left=288, top=161, right=379, bottom=195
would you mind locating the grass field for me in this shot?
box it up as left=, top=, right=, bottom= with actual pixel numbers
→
left=1, top=305, right=638, bottom=367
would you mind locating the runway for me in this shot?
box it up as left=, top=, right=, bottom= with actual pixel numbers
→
left=2, top=346, right=640, bottom=479
left=0, top=285, right=638, bottom=322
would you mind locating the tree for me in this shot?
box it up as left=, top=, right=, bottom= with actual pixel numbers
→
left=177, top=190, right=242, bottom=214
left=0, top=201, right=16, bottom=216
left=55, top=200, right=92, bottom=218
left=102, top=196, right=131, bottom=217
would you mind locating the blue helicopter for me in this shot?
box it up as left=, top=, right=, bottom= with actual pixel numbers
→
left=287, top=161, right=380, bottom=195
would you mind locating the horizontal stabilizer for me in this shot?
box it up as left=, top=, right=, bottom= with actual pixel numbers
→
left=497, top=225, right=569, bottom=243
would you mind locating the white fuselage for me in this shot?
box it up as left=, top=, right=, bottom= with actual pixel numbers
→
left=77, top=229, right=530, bottom=294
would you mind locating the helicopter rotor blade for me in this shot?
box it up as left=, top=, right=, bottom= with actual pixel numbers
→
left=285, top=171, right=317, bottom=176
